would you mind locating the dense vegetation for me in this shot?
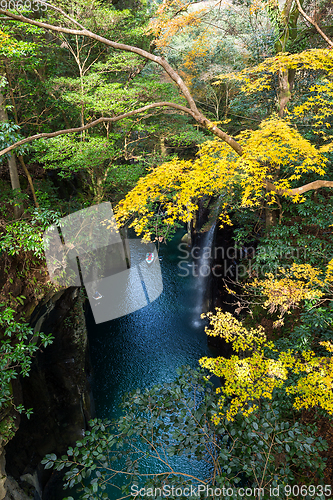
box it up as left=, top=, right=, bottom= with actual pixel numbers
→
left=1, top=0, right=333, bottom=498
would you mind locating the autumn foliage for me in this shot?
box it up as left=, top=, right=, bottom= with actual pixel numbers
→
left=200, top=306, right=333, bottom=423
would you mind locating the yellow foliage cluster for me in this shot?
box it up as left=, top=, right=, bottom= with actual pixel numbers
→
left=325, top=258, right=333, bottom=283
left=215, top=49, right=333, bottom=94
left=0, top=29, right=19, bottom=54
left=286, top=353, right=333, bottom=414
left=199, top=309, right=273, bottom=352
left=251, top=263, right=327, bottom=326
left=248, top=0, right=266, bottom=15
left=115, top=141, right=236, bottom=237
left=0, top=30, right=10, bottom=46
left=292, top=79, right=333, bottom=141
left=147, top=0, right=208, bottom=49
left=237, top=117, right=327, bottom=206
left=199, top=309, right=333, bottom=422
left=116, top=116, right=327, bottom=238
left=180, top=32, right=213, bottom=91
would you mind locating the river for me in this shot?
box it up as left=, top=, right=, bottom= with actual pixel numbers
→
left=86, top=229, right=215, bottom=499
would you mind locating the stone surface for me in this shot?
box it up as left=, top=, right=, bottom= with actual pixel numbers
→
left=0, top=449, right=6, bottom=500
left=4, top=287, right=92, bottom=499
left=4, top=476, right=32, bottom=500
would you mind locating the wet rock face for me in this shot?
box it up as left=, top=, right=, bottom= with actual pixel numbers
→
left=0, top=451, right=6, bottom=499
left=4, top=287, right=92, bottom=498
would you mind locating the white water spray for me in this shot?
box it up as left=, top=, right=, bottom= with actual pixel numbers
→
left=192, top=222, right=216, bottom=327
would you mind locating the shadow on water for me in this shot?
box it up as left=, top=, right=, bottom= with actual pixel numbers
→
left=86, top=230, right=216, bottom=498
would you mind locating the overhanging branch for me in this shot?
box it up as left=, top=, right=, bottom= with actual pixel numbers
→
left=0, top=8, right=199, bottom=114
left=295, top=0, right=333, bottom=48
left=266, top=179, right=333, bottom=196
left=0, top=6, right=242, bottom=156
left=0, top=102, right=196, bottom=157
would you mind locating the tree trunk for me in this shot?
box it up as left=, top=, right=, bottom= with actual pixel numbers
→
left=5, top=61, right=39, bottom=208
left=0, top=89, right=23, bottom=218
left=265, top=185, right=277, bottom=229
left=273, top=0, right=300, bottom=117
left=160, top=136, right=167, bottom=156
left=265, top=206, right=277, bottom=228
left=278, top=68, right=296, bottom=117
left=18, top=155, right=39, bottom=208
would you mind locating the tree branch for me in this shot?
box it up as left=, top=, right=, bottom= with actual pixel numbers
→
left=0, top=6, right=242, bottom=156
left=0, top=102, right=197, bottom=157
left=266, top=179, right=333, bottom=196
left=37, top=0, right=87, bottom=30
left=0, top=8, right=199, bottom=112
left=295, top=0, right=333, bottom=48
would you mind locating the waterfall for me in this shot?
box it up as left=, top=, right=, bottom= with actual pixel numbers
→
left=192, top=222, right=216, bottom=327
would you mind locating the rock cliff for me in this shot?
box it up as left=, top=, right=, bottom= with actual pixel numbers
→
left=1, top=287, right=92, bottom=500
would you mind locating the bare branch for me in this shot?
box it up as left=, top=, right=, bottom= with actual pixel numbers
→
left=266, top=179, right=333, bottom=196
left=0, top=102, right=196, bottom=157
left=37, top=0, right=87, bottom=30
left=295, top=0, right=333, bottom=48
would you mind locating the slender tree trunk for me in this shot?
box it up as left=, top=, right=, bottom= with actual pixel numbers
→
left=265, top=206, right=277, bottom=228
left=18, top=155, right=39, bottom=208
left=79, top=68, right=85, bottom=140
left=278, top=69, right=295, bottom=117
left=273, top=0, right=300, bottom=117
left=7, top=152, right=20, bottom=190
left=265, top=185, right=277, bottom=229
left=5, top=61, right=39, bottom=208
left=0, top=88, right=23, bottom=218
left=160, top=136, right=167, bottom=156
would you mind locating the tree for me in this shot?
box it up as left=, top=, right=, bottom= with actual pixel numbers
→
left=115, top=109, right=331, bottom=239
left=196, top=254, right=333, bottom=425
left=32, top=135, right=122, bottom=203
left=1, top=2, right=331, bottom=492
left=148, top=0, right=274, bottom=124
left=294, top=0, right=333, bottom=49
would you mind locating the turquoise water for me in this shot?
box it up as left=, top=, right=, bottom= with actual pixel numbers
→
left=86, top=231, right=214, bottom=498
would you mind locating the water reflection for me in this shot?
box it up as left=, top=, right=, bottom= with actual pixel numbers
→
left=87, top=231, right=214, bottom=497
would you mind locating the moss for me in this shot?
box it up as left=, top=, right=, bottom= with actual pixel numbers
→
left=0, top=415, right=16, bottom=446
